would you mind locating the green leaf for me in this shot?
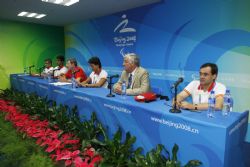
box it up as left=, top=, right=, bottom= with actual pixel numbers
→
left=172, top=143, right=179, bottom=162
left=184, top=160, right=202, bottom=167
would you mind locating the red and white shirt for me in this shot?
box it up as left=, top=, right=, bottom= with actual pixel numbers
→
left=42, top=66, right=54, bottom=75
left=184, top=80, right=226, bottom=104
left=65, top=66, right=87, bottom=82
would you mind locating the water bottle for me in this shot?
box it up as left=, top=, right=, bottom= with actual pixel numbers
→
left=207, top=90, right=215, bottom=118
left=121, top=81, right=126, bottom=96
left=222, top=89, right=232, bottom=116
left=230, top=98, right=233, bottom=112
left=72, top=77, right=76, bottom=90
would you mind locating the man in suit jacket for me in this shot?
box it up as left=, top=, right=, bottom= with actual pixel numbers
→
left=113, top=53, right=151, bottom=96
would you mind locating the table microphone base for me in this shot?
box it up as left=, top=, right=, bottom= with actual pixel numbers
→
left=107, top=94, right=115, bottom=97
left=169, top=108, right=181, bottom=113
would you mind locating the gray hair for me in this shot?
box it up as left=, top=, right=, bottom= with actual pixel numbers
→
left=67, top=58, right=77, bottom=66
left=124, top=53, right=140, bottom=67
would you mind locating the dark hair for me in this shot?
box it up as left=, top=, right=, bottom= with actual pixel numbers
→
left=200, top=63, right=218, bottom=75
left=68, top=58, right=77, bottom=66
left=45, top=58, right=52, bottom=64
left=56, top=55, right=65, bottom=62
left=88, top=57, right=102, bottom=68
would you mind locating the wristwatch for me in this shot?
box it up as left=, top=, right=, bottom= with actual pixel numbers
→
left=194, top=104, right=198, bottom=110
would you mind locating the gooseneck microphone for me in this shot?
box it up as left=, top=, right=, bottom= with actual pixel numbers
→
left=107, top=74, right=119, bottom=97
left=107, top=74, right=119, bottom=78
left=37, top=66, right=45, bottom=71
left=171, top=77, right=184, bottom=88
left=28, top=65, right=35, bottom=75
left=52, top=67, right=60, bottom=77
left=170, top=77, right=184, bottom=113
left=37, top=66, right=45, bottom=77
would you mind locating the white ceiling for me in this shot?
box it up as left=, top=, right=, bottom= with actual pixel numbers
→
left=0, top=0, right=160, bottom=26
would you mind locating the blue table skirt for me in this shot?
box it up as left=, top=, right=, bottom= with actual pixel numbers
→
left=10, top=74, right=249, bottom=167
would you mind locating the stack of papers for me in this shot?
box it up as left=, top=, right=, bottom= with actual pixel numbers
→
left=49, top=82, right=72, bottom=86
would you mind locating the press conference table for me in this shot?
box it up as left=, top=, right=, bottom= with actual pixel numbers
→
left=10, top=74, right=249, bottom=167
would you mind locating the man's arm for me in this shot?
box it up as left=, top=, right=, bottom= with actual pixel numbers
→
left=113, top=71, right=125, bottom=94
left=172, top=90, right=190, bottom=108
left=78, top=77, right=91, bottom=86
left=58, top=74, right=71, bottom=82
left=83, top=78, right=107, bottom=88
left=179, top=94, right=224, bottom=111
left=215, top=95, right=224, bottom=110
left=176, top=91, right=209, bottom=110
left=180, top=102, right=208, bottom=111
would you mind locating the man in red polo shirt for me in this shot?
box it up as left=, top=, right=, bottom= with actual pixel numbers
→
left=59, top=58, right=87, bottom=82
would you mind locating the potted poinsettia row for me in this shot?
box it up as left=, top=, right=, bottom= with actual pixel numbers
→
left=0, top=89, right=202, bottom=167
left=0, top=99, right=102, bottom=167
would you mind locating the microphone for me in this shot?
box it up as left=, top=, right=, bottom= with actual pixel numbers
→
left=108, top=74, right=119, bottom=78
left=37, top=66, right=45, bottom=70
left=107, top=74, right=119, bottom=97
left=27, top=65, right=35, bottom=75
left=28, top=65, right=35, bottom=68
left=171, top=77, right=184, bottom=88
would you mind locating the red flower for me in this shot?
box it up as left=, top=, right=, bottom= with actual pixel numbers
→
left=45, top=139, right=63, bottom=153
left=0, top=99, right=104, bottom=167
left=83, top=148, right=95, bottom=158
left=90, top=155, right=103, bottom=165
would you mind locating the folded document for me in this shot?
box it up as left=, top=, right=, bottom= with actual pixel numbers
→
left=49, top=82, right=72, bottom=86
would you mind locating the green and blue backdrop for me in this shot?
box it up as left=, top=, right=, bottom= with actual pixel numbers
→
left=65, top=0, right=250, bottom=142
left=0, top=20, right=64, bottom=89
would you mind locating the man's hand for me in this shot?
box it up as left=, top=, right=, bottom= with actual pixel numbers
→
left=114, top=85, right=122, bottom=94
left=172, top=99, right=182, bottom=109
left=180, top=101, right=194, bottom=110
left=58, top=75, right=68, bottom=82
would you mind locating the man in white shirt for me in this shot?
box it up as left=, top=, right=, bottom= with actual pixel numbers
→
left=78, top=57, right=108, bottom=88
left=41, top=58, right=53, bottom=77
left=53, top=55, right=68, bottom=78
left=174, top=63, right=226, bottom=111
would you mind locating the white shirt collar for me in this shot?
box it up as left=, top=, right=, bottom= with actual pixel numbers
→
left=130, top=67, right=137, bottom=76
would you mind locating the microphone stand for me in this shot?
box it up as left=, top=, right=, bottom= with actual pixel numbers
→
left=38, top=67, right=43, bottom=77
left=52, top=69, right=59, bottom=79
left=107, top=77, right=115, bottom=97
left=169, top=85, right=181, bottom=113
left=28, top=66, right=34, bottom=76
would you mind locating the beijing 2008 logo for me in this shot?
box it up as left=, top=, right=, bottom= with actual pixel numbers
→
left=113, top=14, right=137, bottom=56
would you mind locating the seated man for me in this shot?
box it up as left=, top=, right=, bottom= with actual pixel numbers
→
left=174, top=63, right=226, bottom=111
left=78, top=56, right=108, bottom=88
left=53, top=55, right=68, bottom=78
left=113, top=53, right=151, bottom=96
left=41, top=58, right=53, bottom=77
left=59, top=58, right=87, bottom=83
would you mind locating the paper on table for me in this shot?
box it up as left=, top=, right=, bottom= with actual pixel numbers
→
left=49, top=82, right=72, bottom=86
left=18, top=74, right=29, bottom=76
